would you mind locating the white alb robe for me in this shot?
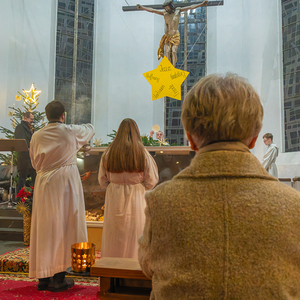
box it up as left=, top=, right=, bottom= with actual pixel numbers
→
left=98, top=150, right=158, bottom=259
left=29, top=123, right=94, bottom=278
left=262, top=143, right=279, bottom=178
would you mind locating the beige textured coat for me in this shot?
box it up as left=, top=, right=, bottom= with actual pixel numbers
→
left=139, top=142, right=300, bottom=299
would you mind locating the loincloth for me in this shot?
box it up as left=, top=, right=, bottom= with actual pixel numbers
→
left=157, top=32, right=180, bottom=60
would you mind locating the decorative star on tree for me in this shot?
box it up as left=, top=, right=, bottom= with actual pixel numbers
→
left=143, top=57, right=189, bottom=101
left=21, top=83, right=41, bottom=105
left=0, top=83, right=45, bottom=172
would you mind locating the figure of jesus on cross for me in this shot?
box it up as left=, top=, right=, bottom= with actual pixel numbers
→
left=137, top=0, right=208, bottom=66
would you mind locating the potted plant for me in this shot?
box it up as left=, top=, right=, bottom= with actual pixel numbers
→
left=16, top=186, right=33, bottom=246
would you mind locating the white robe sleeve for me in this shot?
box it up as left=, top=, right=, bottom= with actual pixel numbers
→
left=98, top=155, right=110, bottom=188
left=71, top=124, right=95, bottom=148
left=143, top=152, right=159, bottom=191
left=262, top=145, right=278, bottom=171
left=138, top=201, right=153, bottom=279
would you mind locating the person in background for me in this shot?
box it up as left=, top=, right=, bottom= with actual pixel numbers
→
left=29, top=100, right=94, bottom=292
left=99, top=118, right=158, bottom=259
left=149, top=130, right=165, bottom=141
left=14, top=112, right=36, bottom=193
left=262, top=133, right=279, bottom=178
left=138, top=73, right=300, bottom=299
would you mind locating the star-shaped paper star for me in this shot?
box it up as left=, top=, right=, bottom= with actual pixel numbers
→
left=22, top=83, right=41, bottom=104
left=143, top=57, right=189, bottom=101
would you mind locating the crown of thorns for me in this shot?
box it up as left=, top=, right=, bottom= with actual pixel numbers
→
left=162, top=0, right=173, bottom=7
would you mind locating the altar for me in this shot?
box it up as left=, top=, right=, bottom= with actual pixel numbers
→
left=81, top=146, right=195, bottom=250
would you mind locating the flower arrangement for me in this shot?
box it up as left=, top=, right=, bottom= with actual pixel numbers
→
left=16, top=186, right=34, bottom=215
left=140, top=134, right=169, bottom=146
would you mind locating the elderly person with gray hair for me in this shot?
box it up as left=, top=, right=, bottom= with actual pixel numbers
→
left=138, top=73, right=300, bottom=299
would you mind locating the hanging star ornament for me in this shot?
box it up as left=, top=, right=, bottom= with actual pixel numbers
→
left=22, top=83, right=41, bottom=104
left=143, top=57, right=189, bottom=101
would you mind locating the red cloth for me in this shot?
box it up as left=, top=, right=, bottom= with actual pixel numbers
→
left=0, top=279, right=99, bottom=299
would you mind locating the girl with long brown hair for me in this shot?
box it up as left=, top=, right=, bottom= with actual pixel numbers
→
left=98, top=118, right=158, bottom=259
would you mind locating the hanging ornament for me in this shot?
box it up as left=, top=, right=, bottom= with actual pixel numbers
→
left=143, top=57, right=189, bottom=101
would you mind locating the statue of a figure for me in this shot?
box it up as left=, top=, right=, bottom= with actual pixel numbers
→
left=137, top=0, right=208, bottom=66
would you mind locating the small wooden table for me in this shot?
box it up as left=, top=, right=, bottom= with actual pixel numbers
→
left=90, top=257, right=152, bottom=299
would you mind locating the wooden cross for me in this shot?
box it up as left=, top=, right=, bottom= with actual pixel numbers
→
left=122, top=1, right=223, bottom=12
left=123, top=0, right=223, bottom=67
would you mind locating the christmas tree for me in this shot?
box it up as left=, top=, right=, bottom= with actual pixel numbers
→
left=0, top=83, right=46, bottom=174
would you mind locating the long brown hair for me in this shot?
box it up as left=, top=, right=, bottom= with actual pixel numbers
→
left=103, top=118, right=146, bottom=173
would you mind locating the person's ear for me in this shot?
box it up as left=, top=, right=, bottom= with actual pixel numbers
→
left=248, top=136, right=258, bottom=149
left=186, top=132, right=199, bottom=151
left=61, top=113, right=65, bottom=123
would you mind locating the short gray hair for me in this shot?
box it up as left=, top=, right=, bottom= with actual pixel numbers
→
left=181, top=73, right=263, bottom=146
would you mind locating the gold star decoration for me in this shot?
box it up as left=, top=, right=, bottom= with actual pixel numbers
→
left=16, top=201, right=29, bottom=214
left=22, top=83, right=41, bottom=104
left=93, top=138, right=103, bottom=147
left=143, top=57, right=189, bottom=101
left=157, top=138, right=169, bottom=146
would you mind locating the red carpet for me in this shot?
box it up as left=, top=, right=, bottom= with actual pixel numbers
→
left=0, top=275, right=99, bottom=299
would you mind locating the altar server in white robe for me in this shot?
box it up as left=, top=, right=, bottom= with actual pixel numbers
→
left=29, top=100, right=94, bottom=292
left=98, top=118, right=158, bottom=260
left=262, top=133, right=279, bottom=178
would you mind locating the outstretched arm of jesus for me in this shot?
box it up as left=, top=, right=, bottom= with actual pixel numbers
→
left=179, top=0, right=208, bottom=12
left=136, top=4, right=164, bottom=15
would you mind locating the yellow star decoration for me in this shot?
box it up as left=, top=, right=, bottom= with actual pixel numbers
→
left=143, top=57, right=189, bottom=101
left=22, top=83, right=41, bottom=104
left=93, top=138, right=103, bottom=147
left=157, top=138, right=169, bottom=146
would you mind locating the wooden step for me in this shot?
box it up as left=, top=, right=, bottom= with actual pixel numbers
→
left=0, top=227, right=23, bottom=241
left=0, top=208, right=20, bottom=218
left=0, top=216, right=23, bottom=229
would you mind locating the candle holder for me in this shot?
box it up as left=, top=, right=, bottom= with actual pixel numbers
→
left=71, top=242, right=95, bottom=272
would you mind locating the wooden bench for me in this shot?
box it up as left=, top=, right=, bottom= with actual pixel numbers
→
left=90, top=257, right=152, bottom=299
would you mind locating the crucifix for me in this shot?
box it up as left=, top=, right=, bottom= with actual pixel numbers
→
left=123, top=1, right=224, bottom=66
